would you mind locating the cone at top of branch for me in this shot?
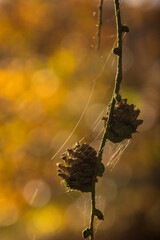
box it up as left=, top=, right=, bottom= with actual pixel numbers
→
left=57, top=142, right=105, bottom=192
left=102, top=98, right=143, bottom=143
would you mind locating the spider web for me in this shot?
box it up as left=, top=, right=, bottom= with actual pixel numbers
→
left=51, top=38, right=116, bottom=161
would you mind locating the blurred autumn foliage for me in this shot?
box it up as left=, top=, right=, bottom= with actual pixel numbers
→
left=0, top=0, right=160, bottom=240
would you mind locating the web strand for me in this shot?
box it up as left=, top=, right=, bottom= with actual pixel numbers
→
left=51, top=77, right=96, bottom=160
left=107, top=139, right=131, bottom=170
left=80, top=107, right=106, bottom=142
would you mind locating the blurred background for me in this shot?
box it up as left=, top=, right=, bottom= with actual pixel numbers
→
left=0, top=0, right=159, bottom=240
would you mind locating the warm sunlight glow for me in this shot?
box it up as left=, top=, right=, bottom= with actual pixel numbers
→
left=32, top=206, right=63, bottom=235
left=0, top=199, right=19, bottom=226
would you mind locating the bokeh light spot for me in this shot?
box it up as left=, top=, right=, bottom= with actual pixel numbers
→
left=32, top=69, right=60, bottom=98
left=32, top=206, right=62, bottom=234
left=0, top=199, right=19, bottom=226
left=23, top=179, right=51, bottom=207
left=49, top=49, right=76, bottom=78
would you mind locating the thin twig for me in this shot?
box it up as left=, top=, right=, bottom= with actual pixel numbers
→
left=89, top=182, right=96, bottom=240
left=96, top=0, right=103, bottom=50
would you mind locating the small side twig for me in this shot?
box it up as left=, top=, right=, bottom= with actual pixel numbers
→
left=96, top=0, right=103, bottom=50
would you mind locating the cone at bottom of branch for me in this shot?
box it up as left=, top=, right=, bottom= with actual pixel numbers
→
left=57, top=142, right=105, bottom=192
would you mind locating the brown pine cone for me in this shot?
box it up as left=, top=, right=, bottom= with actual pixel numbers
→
left=102, top=99, right=143, bottom=143
left=57, top=142, right=104, bottom=192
